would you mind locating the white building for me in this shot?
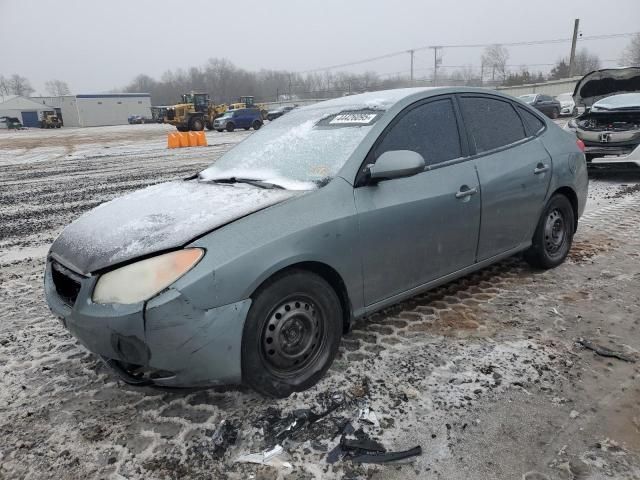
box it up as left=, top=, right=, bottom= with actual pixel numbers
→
left=0, top=95, right=56, bottom=127
left=30, top=93, right=151, bottom=127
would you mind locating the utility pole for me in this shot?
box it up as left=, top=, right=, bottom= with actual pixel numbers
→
left=568, top=18, right=580, bottom=78
left=430, top=46, right=440, bottom=86
left=408, top=49, right=415, bottom=84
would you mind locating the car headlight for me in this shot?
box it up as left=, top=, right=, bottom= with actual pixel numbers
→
left=92, top=248, right=204, bottom=304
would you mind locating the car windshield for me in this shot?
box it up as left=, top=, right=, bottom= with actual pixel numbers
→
left=200, top=104, right=383, bottom=189
left=519, top=94, right=537, bottom=104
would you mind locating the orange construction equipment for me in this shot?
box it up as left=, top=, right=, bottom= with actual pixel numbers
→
left=167, top=132, right=180, bottom=149
left=196, top=131, right=208, bottom=146
left=178, top=132, right=189, bottom=147
left=167, top=131, right=208, bottom=149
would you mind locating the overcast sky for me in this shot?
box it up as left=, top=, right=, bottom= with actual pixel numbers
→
left=1, top=0, right=638, bottom=94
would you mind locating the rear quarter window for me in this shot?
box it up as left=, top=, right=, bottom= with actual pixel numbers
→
left=517, top=106, right=545, bottom=136
left=460, top=96, right=527, bottom=153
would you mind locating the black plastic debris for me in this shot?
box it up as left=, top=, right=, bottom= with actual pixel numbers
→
left=351, top=445, right=423, bottom=464
left=208, top=420, right=239, bottom=459
left=341, top=437, right=386, bottom=454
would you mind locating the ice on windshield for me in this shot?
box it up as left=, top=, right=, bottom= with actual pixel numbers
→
left=200, top=89, right=428, bottom=187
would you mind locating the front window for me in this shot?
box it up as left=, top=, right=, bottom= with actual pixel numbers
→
left=556, top=93, right=573, bottom=102
left=201, top=105, right=383, bottom=188
left=519, top=94, right=537, bottom=105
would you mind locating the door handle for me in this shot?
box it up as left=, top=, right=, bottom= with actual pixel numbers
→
left=455, top=186, right=478, bottom=199
left=534, top=164, right=550, bottom=174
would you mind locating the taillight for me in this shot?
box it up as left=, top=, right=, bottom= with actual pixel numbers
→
left=576, top=139, right=585, bottom=152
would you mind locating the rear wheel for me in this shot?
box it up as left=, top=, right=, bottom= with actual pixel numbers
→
left=524, top=194, right=575, bottom=269
left=216, top=129, right=223, bottom=133
left=226, top=122, right=235, bottom=132
left=550, top=108, right=559, bottom=119
left=242, top=270, right=343, bottom=397
left=252, top=120, right=262, bottom=130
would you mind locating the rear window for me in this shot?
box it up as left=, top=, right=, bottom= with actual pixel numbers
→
left=460, top=97, right=527, bottom=153
left=517, top=106, right=545, bottom=136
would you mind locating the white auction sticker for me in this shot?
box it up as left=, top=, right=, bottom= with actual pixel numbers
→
left=329, top=113, right=378, bottom=125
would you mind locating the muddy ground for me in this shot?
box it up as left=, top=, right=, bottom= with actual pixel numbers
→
left=0, top=124, right=639, bottom=480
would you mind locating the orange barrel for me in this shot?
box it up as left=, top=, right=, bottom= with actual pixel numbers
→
left=178, top=132, right=190, bottom=147
left=188, top=131, right=199, bottom=147
left=196, top=131, right=208, bottom=147
left=167, top=132, right=180, bottom=149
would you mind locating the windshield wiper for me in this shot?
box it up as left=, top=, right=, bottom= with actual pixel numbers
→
left=200, top=176, right=284, bottom=190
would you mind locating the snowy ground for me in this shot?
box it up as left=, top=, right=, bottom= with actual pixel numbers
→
left=1, top=124, right=640, bottom=480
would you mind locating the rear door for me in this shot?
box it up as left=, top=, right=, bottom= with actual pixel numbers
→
left=458, top=95, right=552, bottom=261
left=354, top=96, right=481, bottom=306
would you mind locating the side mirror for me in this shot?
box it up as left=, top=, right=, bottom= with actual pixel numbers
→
left=368, top=150, right=426, bottom=183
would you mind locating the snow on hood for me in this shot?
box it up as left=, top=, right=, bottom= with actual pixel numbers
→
left=50, top=180, right=299, bottom=274
left=573, top=67, right=640, bottom=107
left=591, top=93, right=640, bottom=111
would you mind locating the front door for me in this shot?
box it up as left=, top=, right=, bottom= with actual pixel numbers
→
left=458, top=95, right=552, bottom=261
left=354, top=97, right=481, bottom=307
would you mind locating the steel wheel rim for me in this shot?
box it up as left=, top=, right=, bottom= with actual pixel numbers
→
left=261, top=296, right=324, bottom=375
left=544, top=208, right=566, bottom=256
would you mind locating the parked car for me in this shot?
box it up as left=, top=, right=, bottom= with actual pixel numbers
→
left=555, top=93, right=578, bottom=116
left=266, top=105, right=295, bottom=121
left=213, top=108, right=263, bottom=132
left=518, top=94, right=561, bottom=119
left=565, top=67, right=640, bottom=170
left=45, top=88, right=588, bottom=397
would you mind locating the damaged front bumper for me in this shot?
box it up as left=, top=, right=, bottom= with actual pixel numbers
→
left=583, top=142, right=640, bottom=171
left=44, top=258, right=251, bottom=388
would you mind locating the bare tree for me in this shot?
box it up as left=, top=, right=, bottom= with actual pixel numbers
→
left=572, top=49, right=601, bottom=76
left=7, top=74, right=34, bottom=96
left=44, top=79, right=71, bottom=96
left=0, top=75, right=10, bottom=98
left=620, top=34, right=640, bottom=66
left=481, top=45, right=509, bottom=82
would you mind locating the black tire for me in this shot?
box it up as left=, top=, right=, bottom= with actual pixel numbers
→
left=205, top=121, right=214, bottom=131
left=190, top=117, right=204, bottom=131
left=176, top=126, right=188, bottom=132
left=524, top=194, right=575, bottom=269
left=244, top=127, right=250, bottom=131
left=252, top=120, right=262, bottom=130
left=242, top=270, right=343, bottom=397
left=226, top=122, right=235, bottom=132
left=216, top=129, right=223, bottom=133
left=550, top=108, right=559, bottom=119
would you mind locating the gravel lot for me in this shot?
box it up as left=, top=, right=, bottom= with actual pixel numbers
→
left=1, top=124, right=639, bottom=480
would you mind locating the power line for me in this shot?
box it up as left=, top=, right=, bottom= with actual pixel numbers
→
left=297, top=31, right=638, bottom=74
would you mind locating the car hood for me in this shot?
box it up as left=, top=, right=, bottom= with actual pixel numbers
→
left=50, top=180, right=299, bottom=274
left=573, top=67, right=640, bottom=107
left=590, top=93, right=640, bottom=111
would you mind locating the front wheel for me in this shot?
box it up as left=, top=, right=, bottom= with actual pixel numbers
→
left=242, top=270, right=342, bottom=397
left=524, top=194, right=575, bottom=269
left=190, top=117, right=204, bottom=131
left=226, top=123, right=235, bottom=132
left=252, top=120, right=262, bottom=130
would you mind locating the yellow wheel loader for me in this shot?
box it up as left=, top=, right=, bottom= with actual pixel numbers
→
left=164, top=93, right=227, bottom=132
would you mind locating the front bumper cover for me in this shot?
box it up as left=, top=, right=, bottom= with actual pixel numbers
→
left=584, top=143, right=640, bottom=170
left=45, top=259, right=251, bottom=388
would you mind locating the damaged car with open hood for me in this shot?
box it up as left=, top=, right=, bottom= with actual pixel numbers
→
left=45, top=87, right=587, bottom=397
left=566, top=66, right=640, bottom=170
